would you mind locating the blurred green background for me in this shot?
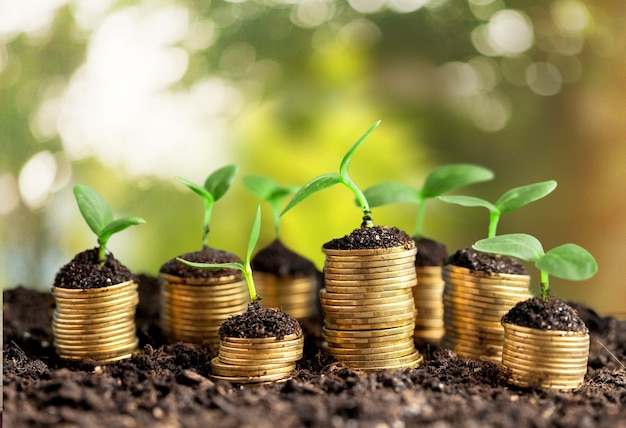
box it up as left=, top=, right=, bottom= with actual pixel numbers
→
left=1, top=0, right=624, bottom=317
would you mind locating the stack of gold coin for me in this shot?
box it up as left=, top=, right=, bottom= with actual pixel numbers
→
left=159, top=273, right=249, bottom=349
left=52, top=280, right=139, bottom=364
left=254, top=272, right=318, bottom=320
left=501, top=322, right=589, bottom=390
left=320, top=246, right=423, bottom=371
left=413, top=266, right=445, bottom=344
left=211, top=333, right=304, bottom=384
left=441, top=265, right=531, bottom=363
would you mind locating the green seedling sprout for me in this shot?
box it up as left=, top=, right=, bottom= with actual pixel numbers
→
left=281, top=121, right=381, bottom=227
left=73, top=185, right=146, bottom=264
left=177, top=164, right=239, bottom=249
left=178, top=205, right=262, bottom=304
left=438, top=180, right=557, bottom=238
left=473, top=233, right=598, bottom=299
left=363, top=164, right=494, bottom=238
left=243, top=175, right=299, bottom=238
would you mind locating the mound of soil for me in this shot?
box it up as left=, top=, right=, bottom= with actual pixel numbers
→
left=414, top=236, right=448, bottom=267
left=54, top=248, right=133, bottom=289
left=252, top=239, right=317, bottom=278
left=447, top=247, right=528, bottom=275
left=3, top=276, right=626, bottom=427
left=503, top=297, right=589, bottom=333
left=160, top=247, right=243, bottom=280
left=323, top=226, right=414, bottom=250
left=218, top=304, right=302, bottom=339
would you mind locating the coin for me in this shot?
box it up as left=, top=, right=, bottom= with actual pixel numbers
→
left=322, top=323, right=414, bottom=338
left=335, top=350, right=423, bottom=370
left=323, top=246, right=416, bottom=256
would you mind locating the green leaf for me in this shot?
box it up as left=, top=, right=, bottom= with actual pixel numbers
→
left=204, top=164, right=239, bottom=202
left=473, top=233, right=545, bottom=262
left=268, top=186, right=300, bottom=206
left=281, top=173, right=342, bottom=216
left=420, top=164, right=494, bottom=199
left=246, top=205, right=262, bottom=264
left=437, top=195, right=498, bottom=213
left=176, top=176, right=214, bottom=204
left=495, top=180, right=557, bottom=214
left=339, top=120, right=381, bottom=180
left=98, top=216, right=147, bottom=246
left=536, top=243, right=598, bottom=281
left=363, top=182, right=420, bottom=207
left=176, top=258, right=244, bottom=272
left=73, top=185, right=113, bottom=236
left=243, top=175, right=277, bottom=201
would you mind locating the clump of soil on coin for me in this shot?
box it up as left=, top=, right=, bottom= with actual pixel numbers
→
left=54, top=248, right=132, bottom=289
left=414, top=237, right=448, bottom=267
left=502, top=297, right=589, bottom=333
left=218, top=304, right=302, bottom=339
left=447, top=247, right=527, bottom=275
left=251, top=239, right=317, bottom=278
left=323, top=226, right=414, bottom=250
left=160, top=246, right=243, bottom=280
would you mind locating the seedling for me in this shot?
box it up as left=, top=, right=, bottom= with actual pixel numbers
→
left=363, top=164, right=494, bottom=238
left=243, top=175, right=299, bottom=238
left=473, top=233, right=598, bottom=299
left=178, top=205, right=262, bottom=304
left=281, top=121, right=381, bottom=227
left=177, top=164, right=239, bottom=249
left=438, top=180, right=557, bottom=238
left=73, top=184, right=146, bottom=264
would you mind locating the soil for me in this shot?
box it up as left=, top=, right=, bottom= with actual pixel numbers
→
left=414, top=237, right=448, bottom=267
left=4, top=277, right=626, bottom=428
left=252, top=239, right=317, bottom=278
left=447, top=247, right=528, bottom=275
left=502, top=297, right=589, bottom=333
left=160, top=246, right=243, bottom=280
left=322, top=226, right=414, bottom=250
left=54, top=248, right=133, bottom=289
left=218, top=304, right=302, bottom=339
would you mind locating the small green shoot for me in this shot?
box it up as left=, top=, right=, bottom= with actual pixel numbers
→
left=177, top=164, right=239, bottom=249
left=438, top=180, right=557, bottom=238
left=73, top=185, right=146, bottom=263
left=473, top=233, right=598, bottom=299
left=243, top=175, right=299, bottom=238
left=177, top=205, right=262, bottom=304
left=363, top=164, right=494, bottom=238
left=281, top=121, right=381, bottom=227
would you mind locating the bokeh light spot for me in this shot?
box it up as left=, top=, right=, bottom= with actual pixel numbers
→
left=0, top=174, right=20, bottom=216
left=526, top=61, right=563, bottom=96
left=487, top=10, right=534, bottom=55
left=18, top=151, right=57, bottom=210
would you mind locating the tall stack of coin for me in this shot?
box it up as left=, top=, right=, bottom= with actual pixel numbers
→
left=159, top=273, right=249, bottom=349
left=211, top=333, right=304, bottom=384
left=441, top=265, right=531, bottom=363
left=413, top=266, right=445, bottom=344
left=320, top=246, right=423, bottom=371
left=254, top=272, right=318, bottom=319
left=52, top=280, right=139, bottom=364
left=501, top=322, right=589, bottom=390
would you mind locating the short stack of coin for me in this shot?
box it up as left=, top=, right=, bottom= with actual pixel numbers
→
left=211, top=333, right=304, bottom=384
left=320, top=246, right=423, bottom=371
left=159, top=273, right=249, bottom=349
left=501, top=322, right=589, bottom=390
left=413, top=266, right=446, bottom=344
left=52, top=280, right=139, bottom=364
left=441, top=265, right=531, bottom=363
left=254, top=272, right=319, bottom=320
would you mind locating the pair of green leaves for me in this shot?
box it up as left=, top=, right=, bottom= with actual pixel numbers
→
left=178, top=205, right=262, bottom=303
left=363, top=164, right=494, bottom=237
left=73, top=185, right=146, bottom=262
left=281, top=121, right=381, bottom=227
left=177, top=164, right=239, bottom=248
left=243, top=175, right=299, bottom=237
left=439, top=180, right=557, bottom=238
left=473, top=233, right=598, bottom=298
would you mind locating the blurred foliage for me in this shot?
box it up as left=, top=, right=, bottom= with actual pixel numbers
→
left=1, top=0, right=625, bottom=317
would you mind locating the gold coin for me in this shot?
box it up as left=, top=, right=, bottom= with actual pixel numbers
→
left=218, top=354, right=302, bottom=366
left=54, top=334, right=137, bottom=350
left=320, top=288, right=412, bottom=300
left=320, top=295, right=413, bottom=308
left=52, top=317, right=135, bottom=333
left=52, top=312, right=134, bottom=327
left=324, top=272, right=416, bottom=286
left=324, top=308, right=416, bottom=324
left=160, top=272, right=243, bottom=286
left=210, top=371, right=293, bottom=384
left=415, top=266, right=443, bottom=275
left=323, top=258, right=417, bottom=270
left=323, top=246, right=416, bottom=256
left=324, top=319, right=416, bottom=331
left=322, top=323, right=414, bottom=338
left=444, top=265, right=530, bottom=282
left=56, top=338, right=138, bottom=356
left=54, top=298, right=139, bottom=314
left=325, top=252, right=417, bottom=263
left=323, top=331, right=413, bottom=346
left=219, top=338, right=304, bottom=351
left=501, top=349, right=588, bottom=366
left=335, top=350, right=423, bottom=369
left=211, top=358, right=294, bottom=375
left=322, top=338, right=414, bottom=353
left=323, top=266, right=417, bottom=281
left=53, top=323, right=136, bottom=340
left=52, top=280, right=137, bottom=295
left=221, top=333, right=302, bottom=344
left=218, top=348, right=303, bottom=361
left=324, top=344, right=416, bottom=361
left=324, top=262, right=416, bottom=275
left=501, top=358, right=587, bottom=374
left=162, top=302, right=249, bottom=316
left=323, top=307, right=416, bottom=321
left=325, top=283, right=415, bottom=294
left=503, top=323, right=589, bottom=338
left=52, top=288, right=138, bottom=305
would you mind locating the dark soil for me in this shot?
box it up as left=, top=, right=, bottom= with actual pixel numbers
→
left=502, top=297, right=589, bottom=333
left=252, top=239, right=317, bottom=278
left=218, top=304, right=302, bottom=339
left=414, top=236, right=448, bottom=267
left=4, top=277, right=626, bottom=427
left=322, top=226, right=414, bottom=250
left=54, top=248, right=133, bottom=289
left=160, top=246, right=243, bottom=280
left=447, top=247, right=528, bottom=275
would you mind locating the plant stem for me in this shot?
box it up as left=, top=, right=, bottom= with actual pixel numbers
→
left=488, top=211, right=500, bottom=238
left=414, top=202, right=426, bottom=238
left=97, top=245, right=106, bottom=266
left=540, top=270, right=550, bottom=299
left=202, top=204, right=212, bottom=248
left=344, top=177, right=374, bottom=227
left=243, top=263, right=259, bottom=303
left=272, top=201, right=281, bottom=238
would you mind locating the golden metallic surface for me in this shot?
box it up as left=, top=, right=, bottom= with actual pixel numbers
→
left=336, top=351, right=424, bottom=371
left=322, top=246, right=416, bottom=257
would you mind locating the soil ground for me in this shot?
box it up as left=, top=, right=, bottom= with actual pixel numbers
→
left=3, top=275, right=626, bottom=428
